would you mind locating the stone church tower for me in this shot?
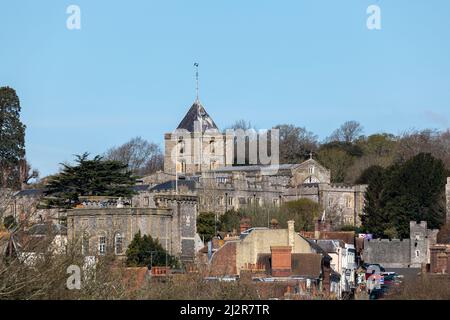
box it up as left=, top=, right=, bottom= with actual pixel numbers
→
left=164, top=99, right=232, bottom=176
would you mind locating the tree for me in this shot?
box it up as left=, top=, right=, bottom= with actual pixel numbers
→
left=362, top=153, right=448, bottom=238
left=226, top=119, right=253, bottom=131
left=235, top=199, right=321, bottom=232
left=328, top=121, right=364, bottom=143
left=280, top=199, right=321, bottom=231
left=274, top=124, right=318, bottom=164
left=126, top=231, right=178, bottom=268
left=317, top=147, right=355, bottom=183
left=105, top=137, right=164, bottom=176
left=0, top=87, right=26, bottom=189
left=396, top=129, right=450, bottom=169
left=43, top=153, right=136, bottom=208
left=356, top=165, right=385, bottom=185
left=218, top=210, right=242, bottom=233
left=197, top=212, right=217, bottom=242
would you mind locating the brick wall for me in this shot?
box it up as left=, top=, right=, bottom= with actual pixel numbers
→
left=271, top=246, right=292, bottom=277
left=430, top=245, right=450, bottom=274
left=210, top=241, right=237, bottom=276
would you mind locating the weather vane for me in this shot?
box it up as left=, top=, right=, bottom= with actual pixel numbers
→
left=194, top=62, right=199, bottom=101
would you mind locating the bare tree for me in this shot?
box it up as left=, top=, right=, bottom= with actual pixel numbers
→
left=19, top=158, right=39, bottom=187
left=226, top=119, right=254, bottom=131
left=105, top=137, right=163, bottom=176
left=396, top=129, right=450, bottom=169
left=275, top=124, right=318, bottom=164
left=328, top=121, right=364, bottom=143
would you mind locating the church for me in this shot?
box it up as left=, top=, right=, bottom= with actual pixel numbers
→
left=139, top=98, right=368, bottom=228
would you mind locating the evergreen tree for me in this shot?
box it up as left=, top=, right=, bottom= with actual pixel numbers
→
left=362, top=153, right=448, bottom=238
left=197, top=212, right=217, bottom=242
left=0, top=87, right=26, bottom=189
left=126, top=231, right=178, bottom=268
left=44, top=153, right=136, bottom=208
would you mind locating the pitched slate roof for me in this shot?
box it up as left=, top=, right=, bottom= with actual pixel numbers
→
left=149, top=180, right=196, bottom=192
left=291, top=253, right=323, bottom=278
left=14, top=189, right=43, bottom=197
left=177, top=100, right=219, bottom=132
left=132, top=184, right=151, bottom=192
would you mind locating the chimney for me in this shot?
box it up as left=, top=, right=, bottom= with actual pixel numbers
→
left=287, top=220, right=295, bottom=249
left=315, top=219, right=332, bottom=238
left=270, top=218, right=279, bottom=229
left=270, top=246, right=292, bottom=277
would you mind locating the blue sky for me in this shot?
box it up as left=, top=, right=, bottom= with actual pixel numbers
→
left=1, top=0, right=450, bottom=177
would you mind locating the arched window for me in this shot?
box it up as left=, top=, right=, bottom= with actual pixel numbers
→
left=178, top=137, right=185, bottom=154
left=115, top=233, right=123, bottom=255
left=210, top=138, right=215, bottom=154
left=98, top=234, right=106, bottom=255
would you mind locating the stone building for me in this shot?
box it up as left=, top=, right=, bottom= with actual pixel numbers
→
left=163, top=100, right=232, bottom=175
left=209, top=221, right=325, bottom=275
left=67, top=194, right=198, bottom=263
left=362, top=221, right=439, bottom=268
left=429, top=244, right=450, bottom=274
left=155, top=99, right=368, bottom=227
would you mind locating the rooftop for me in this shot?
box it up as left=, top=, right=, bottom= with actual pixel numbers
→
left=177, top=100, right=219, bottom=132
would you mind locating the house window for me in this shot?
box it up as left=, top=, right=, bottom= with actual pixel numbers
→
left=98, top=235, right=106, bottom=255
left=144, top=196, right=150, bottom=207
left=415, top=250, right=420, bottom=258
left=228, top=197, right=233, bottom=206
left=309, top=166, right=315, bottom=174
left=115, top=233, right=123, bottom=255
left=181, top=161, right=187, bottom=173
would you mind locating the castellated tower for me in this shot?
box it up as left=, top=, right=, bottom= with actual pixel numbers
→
left=154, top=193, right=198, bottom=263
left=446, top=177, right=450, bottom=224
left=164, top=100, right=231, bottom=175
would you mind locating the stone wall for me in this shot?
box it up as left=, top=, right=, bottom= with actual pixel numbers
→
left=67, top=207, right=173, bottom=255
left=410, top=221, right=438, bottom=267
left=154, top=194, right=198, bottom=262
left=362, top=239, right=411, bottom=268
left=67, top=194, right=198, bottom=263
left=362, top=221, right=439, bottom=268
left=209, top=241, right=238, bottom=276
left=164, top=131, right=229, bottom=175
